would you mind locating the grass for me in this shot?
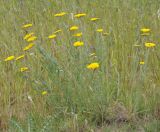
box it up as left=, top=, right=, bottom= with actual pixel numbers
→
left=0, top=0, right=160, bottom=131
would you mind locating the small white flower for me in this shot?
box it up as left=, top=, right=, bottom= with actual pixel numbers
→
left=70, top=13, right=74, bottom=20
left=29, top=52, right=34, bottom=56
left=28, top=95, right=33, bottom=103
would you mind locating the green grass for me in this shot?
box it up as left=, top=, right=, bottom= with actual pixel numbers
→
left=0, top=0, right=160, bottom=131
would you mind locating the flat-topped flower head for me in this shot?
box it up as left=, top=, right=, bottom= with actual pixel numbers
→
left=139, top=61, right=145, bottom=65
left=145, top=42, right=156, bottom=48
left=96, top=28, right=103, bottom=32
left=23, top=32, right=34, bottom=40
left=140, top=28, right=151, bottom=33
left=20, top=67, right=29, bottom=72
left=48, top=34, right=56, bottom=39
left=73, top=32, right=82, bottom=37
left=90, top=17, right=100, bottom=21
left=73, top=41, right=84, bottom=47
left=27, top=36, right=37, bottom=42
left=4, top=56, right=15, bottom=61
left=23, top=43, right=34, bottom=51
left=87, top=62, right=100, bottom=70
left=16, top=55, right=25, bottom=61
left=74, top=13, right=86, bottom=18
left=69, top=26, right=79, bottom=31
left=22, top=23, right=33, bottom=28
left=42, top=91, right=48, bottom=95
left=54, top=12, right=67, bottom=17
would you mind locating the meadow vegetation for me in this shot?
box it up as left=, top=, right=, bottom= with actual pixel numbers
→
left=0, top=0, right=160, bottom=131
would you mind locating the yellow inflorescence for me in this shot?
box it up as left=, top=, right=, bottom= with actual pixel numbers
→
left=90, top=17, right=100, bottom=21
left=54, top=12, right=67, bottom=17
left=69, top=26, right=79, bottom=31
left=23, top=32, right=34, bottom=40
left=54, top=29, right=62, bottom=34
left=4, top=56, right=15, bottom=62
left=27, top=36, right=37, bottom=42
left=73, top=41, right=84, bottom=47
left=73, top=32, right=82, bottom=37
left=22, top=23, right=33, bottom=28
left=145, top=42, right=156, bottom=48
left=96, top=28, right=103, bottom=32
left=140, top=28, right=151, bottom=33
left=74, top=13, right=86, bottom=18
left=87, top=62, right=100, bottom=70
left=20, top=67, right=29, bottom=72
left=48, top=34, right=56, bottom=39
left=139, top=61, right=145, bottom=65
left=23, top=43, right=35, bottom=51
left=16, top=55, right=25, bottom=61
left=42, top=91, right=48, bottom=95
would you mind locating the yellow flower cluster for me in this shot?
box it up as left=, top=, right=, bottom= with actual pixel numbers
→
left=73, top=41, right=84, bottom=47
left=22, top=23, right=33, bottom=28
left=145, top=42, right=156, bottom=48
left=139, top=27, right=157, bottom=65
left=54, top=12, right=67, bottom=17
left=4, top=23, right=38, bottom=75
left=87, top=62, right=100, bottom=70
left=70, top=26, right=79, bottom=31
left=16, top=55, right=25, bottom=60
left=139, top=61, right=145, bottom=65
left=4, top=11, right=108, bottom=82
left=96, top=28, right=103, bottom=32
left=4, top=56, right=15, bottom=61
left=23, top=43, right=35, bottom=51
left=73, top=32, right=82, bottom=37
left=74, top=13, right=86, bottom=18
left=90, top=17, right=100, bottom=21
left=20, top=67, right=29, bottom=72
left=140, top=28, right=150, bottom=36
left=48, top=34, right=56, bottom=39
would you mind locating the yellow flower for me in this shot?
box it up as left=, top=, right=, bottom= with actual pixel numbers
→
left=23, top=43, right=34, bottom=51
left=48, top=34, right=56, bottom=39
left=73, top=32, right=82, bottom=37
left=73, top=41, right=84, bottom=47
left=27, top=36, right=37, bottom=42
left=23, top=32, right=34, bottom=40
left=96, top=28, right=103, bottom=32
left=4, top=56, right=15, bottom=61
left=140, top=61, right=145, bottom=65
left=90, top=17, right=100, bottom=21
left=74, top=13, right=86, bottom=18
left=42, top=91, right=47, bottom=95
left=87, top=62, right=100, bottom=70
left=22, top=23, right=33, bottom=28
left=16, top=55, right=25, bottom=61
left=54, top=12, right=67, bottom=17
left=145, top=42, right=156, bottom=48
left=140, top=28, right=151, bottom=33
left=69, top=26, right=79, bottom=31
left=54, top=29, right=62, bottom=34
left=20, top=67, right=29, bottom=72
